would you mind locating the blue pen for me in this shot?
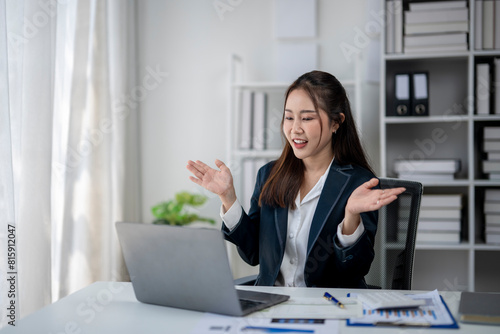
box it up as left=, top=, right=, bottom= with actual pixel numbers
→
left=241, top=326, right=314, bottom=333
left=323, top=292, right=345, bottom=309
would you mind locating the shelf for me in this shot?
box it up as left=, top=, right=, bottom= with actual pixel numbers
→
left=414, top=243, right=472, bottom=251
left=472, top=115, right=500, bottom=121
left=474, top=180, right=500, bottom=186
left=232, top=82, right=290, bottom=89
left=472, top=50, right=500, bottom=57
left=383, top=179, right=471, bottom=187
left=231, top=150, right=283, bottom=159
left=379, top=0, right=500, bottom=292
left=232, top=78, right=357, bottom=89
left=474, top=244, right=500, bottom=251
left=385, top=52, right=469, bottom=61
left=385, top=243, right=471, bottom=251
left=418, top=180, right=471, bottom=187
left=384, top=115, right=469, bottom=124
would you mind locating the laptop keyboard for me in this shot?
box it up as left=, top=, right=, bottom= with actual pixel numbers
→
left=239, top=298, right=265, bottom=310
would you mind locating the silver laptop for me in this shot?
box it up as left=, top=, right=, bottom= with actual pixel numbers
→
left=115, top=222, right=289, bottom=316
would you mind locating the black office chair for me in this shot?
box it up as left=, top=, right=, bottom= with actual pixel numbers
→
left=368, top=178, right=423, bottom=290
left=234, top=178, right=423, bottom=289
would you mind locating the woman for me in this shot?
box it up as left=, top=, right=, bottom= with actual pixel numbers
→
left=187, top=70, right=405, bottom=288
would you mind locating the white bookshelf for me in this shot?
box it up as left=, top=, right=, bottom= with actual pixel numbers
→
left=380, top=0, right=500, bottom=292
left=226, top=54, right=363, bottom=279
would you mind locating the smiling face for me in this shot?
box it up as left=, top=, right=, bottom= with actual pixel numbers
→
left=283, top=89, right=339, bottom=165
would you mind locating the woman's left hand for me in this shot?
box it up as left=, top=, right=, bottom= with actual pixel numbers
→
left=342, top=178, right=405, bottom=235
left=346, top=178, right=406, bottom=216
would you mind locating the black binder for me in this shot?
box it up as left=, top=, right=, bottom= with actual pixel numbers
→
left=393, top=73, right=411, bottom=116
left=411, top=72, right=429, bottom=116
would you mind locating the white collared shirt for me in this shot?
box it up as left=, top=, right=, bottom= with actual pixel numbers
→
left=221, top=161, right=365, bottom=287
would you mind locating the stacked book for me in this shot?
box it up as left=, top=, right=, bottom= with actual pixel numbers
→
left=394, top=159, right=461, bottom=183
left=485, top=189, right=500, bottom=244
left=476, top=58, right=500, bottom=115
left=474, top=0, right=500, bottom=50
left=418, top=194, right=463, bottom=243
left=403, top=0, right=469, bottom=54
left=481, top=126, right=500, bottom=180
left=239, top=90, right=268, bottom=150
left=397, top=194, right=463, bottom=244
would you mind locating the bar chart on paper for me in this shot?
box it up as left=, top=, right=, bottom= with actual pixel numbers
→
left=362, top=307, right=438, bottom=323
left=347, top=290, right=458, bottom=328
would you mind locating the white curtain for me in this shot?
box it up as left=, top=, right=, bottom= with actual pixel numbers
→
left=0, top=0, right=140, bottom=326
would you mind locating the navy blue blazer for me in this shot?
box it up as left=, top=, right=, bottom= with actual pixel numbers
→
left=222, top=160, right=378, bottom=288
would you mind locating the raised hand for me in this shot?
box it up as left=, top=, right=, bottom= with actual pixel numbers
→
left=346, top=178, right=406, bottom=215
left=343, top=178, right=405, bottom=235
left=186, top=159, right=237, bottom=210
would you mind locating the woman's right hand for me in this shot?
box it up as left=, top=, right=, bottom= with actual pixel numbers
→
left=186, top=159, right=237, bottom=211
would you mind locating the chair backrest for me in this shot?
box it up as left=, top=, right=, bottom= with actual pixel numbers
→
left=377, top=178, right=423, bottom=290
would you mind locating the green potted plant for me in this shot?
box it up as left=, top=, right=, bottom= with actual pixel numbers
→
left=151, top=191, right=216, bottom=226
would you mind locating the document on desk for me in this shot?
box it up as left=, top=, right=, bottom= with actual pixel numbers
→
left=191, top=313, right=339, bottom=334
left=347, top=289, right=459, bottom=328
left=249, top=296, right=362, bottom=319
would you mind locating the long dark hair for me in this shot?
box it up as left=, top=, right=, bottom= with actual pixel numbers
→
left=259, top=70, right=374, bottom=209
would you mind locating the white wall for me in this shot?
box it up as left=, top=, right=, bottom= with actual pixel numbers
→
left=136, top=0, right=382, bottom=278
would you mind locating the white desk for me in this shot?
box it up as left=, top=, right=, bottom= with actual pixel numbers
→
left=0, top=282, right=498, bottom=333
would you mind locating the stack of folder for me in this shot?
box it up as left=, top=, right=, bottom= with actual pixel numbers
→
left=403, top=0, right=469, bottom=54
left=485, top=189, right=500, bottom=245
left=394, top=159, right=461, bottom=183
left=416, top=194, right=463, bottom=244
left=397, top=194, right=463, bottom=244
left=482, top=126, right=500, bottom=180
